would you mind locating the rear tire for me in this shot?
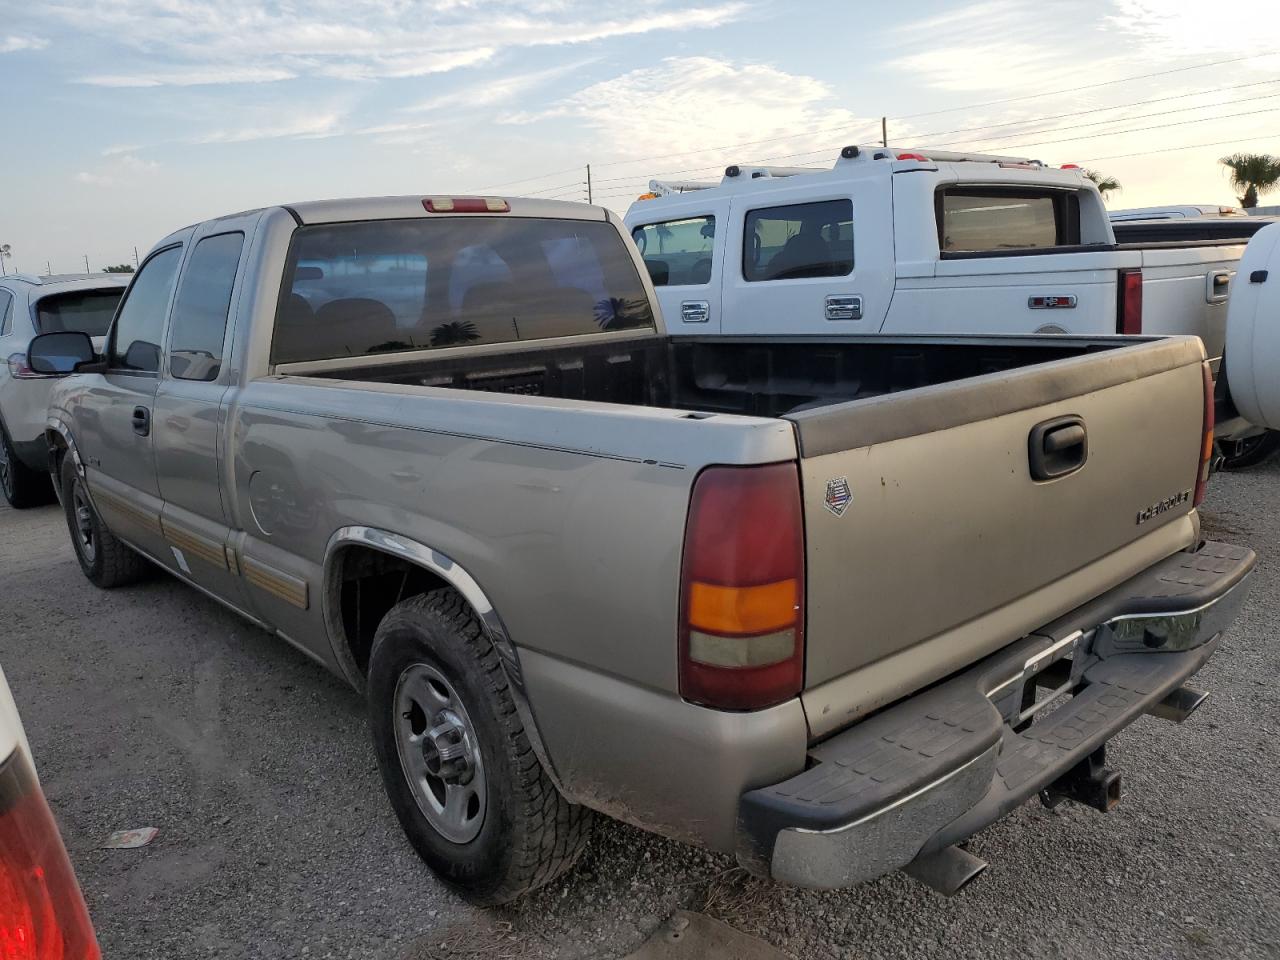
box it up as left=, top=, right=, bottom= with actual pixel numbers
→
left=60, top=456, right=146, bottom=588
left=1220, top=429, right=1280, bottom=470
left=367, top=589, right=592, bottom=905
left=0, top=422, right=53, bottom=509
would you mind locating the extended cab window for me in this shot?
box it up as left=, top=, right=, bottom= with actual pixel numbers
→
left=744, top=200, right=853, bottom=282
left=168, top=232, right=244, bottom=381
left=274, top=218, right=655, bottom=364
left=35, top=290, right=123, bottom=337
left=110, top=246, right=182, bottom=373
left=631, top=216, right=715, bottom=286
left=938, top=188, right=1081, bottom=254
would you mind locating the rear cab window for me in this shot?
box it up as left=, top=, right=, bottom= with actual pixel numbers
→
left=0, top=290, right=12, bottom=336
left=937, top=187, right=1082, bottom=255
left=743, top=200, right=853, bottom=281
left=167, top=232, right=244, bottom=381
left=274, top=217, right=656, bottom=365
left=630, top=216, right=715, bottom=286
left=34, top=289, right=124, bottom=337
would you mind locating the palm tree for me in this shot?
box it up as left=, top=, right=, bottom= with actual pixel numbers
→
left=1219, top=153, right=1280, bottom=209
left=429, top=320, right=480, bottom=347
left=1081, top=169, right=1121, bottom=200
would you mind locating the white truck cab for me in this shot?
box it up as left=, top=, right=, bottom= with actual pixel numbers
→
left=625, top=146, right=1120, bottom=338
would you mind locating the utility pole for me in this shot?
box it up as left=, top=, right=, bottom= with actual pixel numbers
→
left=83, top=254, right=90, bottom=276
left=134, top=246, right=140, bottom=268
left=586, top=164, right=593, bottom=204
left=45, top=261, right=51, bottom=276
left=881, top=117, right=888, bottom=148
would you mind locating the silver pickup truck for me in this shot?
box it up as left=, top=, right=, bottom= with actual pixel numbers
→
left=28, top=195, right=1255, bottom=905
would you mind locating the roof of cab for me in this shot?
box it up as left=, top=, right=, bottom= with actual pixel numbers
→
left=283, top=195, right=608, bottom=226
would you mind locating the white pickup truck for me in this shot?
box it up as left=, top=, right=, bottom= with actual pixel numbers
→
left=623, top=146, right=1266, bottom=463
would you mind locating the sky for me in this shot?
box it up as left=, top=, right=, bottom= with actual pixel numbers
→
left=2, top=0, right=1280, bottom=274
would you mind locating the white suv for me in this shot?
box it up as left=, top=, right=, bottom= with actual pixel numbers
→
left=0, top=274, right=127, bottom=507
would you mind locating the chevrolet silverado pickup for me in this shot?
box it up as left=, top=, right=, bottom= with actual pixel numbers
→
left=29, top=195, right=1256, bottom=904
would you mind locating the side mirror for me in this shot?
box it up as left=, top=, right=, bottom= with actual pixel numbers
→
left=27, top=332, right=99, bottom=376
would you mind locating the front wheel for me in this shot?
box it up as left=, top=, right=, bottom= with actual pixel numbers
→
left=367, top=590, right=592, bottom=905
left=60, top=456, right=147, bottom=588
left=1219, top=429, right=1280, bottom=471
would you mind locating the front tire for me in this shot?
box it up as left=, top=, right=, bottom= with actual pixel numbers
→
left=60, top=456, right=146, bottom=588
left=1220, top=429, right=1280, bottom=470
left=367, top=590, right=592, bottom=905
left=0, top=422, right=53, bottom=509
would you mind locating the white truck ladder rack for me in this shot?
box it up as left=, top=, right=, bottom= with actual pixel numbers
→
left=646, top=144, right=1045, bottom=196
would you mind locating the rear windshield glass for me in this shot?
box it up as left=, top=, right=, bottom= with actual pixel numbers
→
left=35, top=289, right=123, bottom=336
left=274, top=217, right=655, bottom=364
left=937, top=188, right=1081, bottom=253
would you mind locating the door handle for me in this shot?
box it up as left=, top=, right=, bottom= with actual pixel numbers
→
left=825, top=295, right=863, bottom=321
left=1029, top=415, right=1087, bottom=480
left=131, top=406, right=151, bottom=437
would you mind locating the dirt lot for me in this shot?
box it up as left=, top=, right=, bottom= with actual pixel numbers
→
left=2, top=460, right=1278, bottom=960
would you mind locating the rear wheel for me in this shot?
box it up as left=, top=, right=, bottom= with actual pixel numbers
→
left=1219, top=430, right=1280, bottom=471
left=0, top=422, right=52, bottom=509
left=367, top=589, right=592, bottom=905
left=60, top=456, right=146, bottom=588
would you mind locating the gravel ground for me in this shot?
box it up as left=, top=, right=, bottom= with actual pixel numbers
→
left=1, top=461, right=1278, bottom=960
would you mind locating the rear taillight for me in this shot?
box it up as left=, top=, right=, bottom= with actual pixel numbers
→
left=1117, top=269, right=1143, bottom=335
left=422, top=197, right=509, bottom=213
left=679, top=463, right=805, bottom=710
left=0, top=750, right=100, bottom=960
left=6, top=355, right=46, bottom=380
left=1194, top=361, right=1215, bottom=507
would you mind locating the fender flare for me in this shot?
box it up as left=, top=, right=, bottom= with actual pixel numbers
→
left=321, top=525, right=565, bottom=793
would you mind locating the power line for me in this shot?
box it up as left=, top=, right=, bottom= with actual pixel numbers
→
left=474, top=164, right=583, bottom=192
left=983, top=104, right=1280, bottom=153
left=907, top=78, right=1280, bottom=142
left=520, top=179, right=589, bottom=197
left=930, top=90, right=1280, bottom=151
left=889, top=52, right=1280, bottom=120
left=1077, top=130, right=1280, bottom=163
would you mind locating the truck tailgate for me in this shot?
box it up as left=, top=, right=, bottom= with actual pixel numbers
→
left=786, top=337, right=1207, bottom=733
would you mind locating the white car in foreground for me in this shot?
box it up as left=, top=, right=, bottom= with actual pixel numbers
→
left=0, top=663, right=101, bottom=958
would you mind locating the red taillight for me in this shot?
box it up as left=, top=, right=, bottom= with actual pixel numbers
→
left=679, top=463, right=805, bottom=710
left=6, top=354, right=46, bottom=380
left=1117, top=269, right=1143, bottom=335
left=896, top=152, right=930, bottom=162
left=1194, top=361, right=1215, bottom=507
left=422, top=197, right=509, bottom=213
left=0, top=751, right=100, bottom=960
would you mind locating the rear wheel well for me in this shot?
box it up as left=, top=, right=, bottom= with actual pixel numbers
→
left=327, top=545, right=450, bottom=682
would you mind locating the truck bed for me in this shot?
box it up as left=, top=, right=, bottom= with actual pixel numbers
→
left=288, top=332, right=1208, bottom=734
left=296, top=332, right=1125, bottom=417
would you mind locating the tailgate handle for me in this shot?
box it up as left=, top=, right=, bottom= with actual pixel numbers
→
left=1029, top=416, right=1087, bottom=481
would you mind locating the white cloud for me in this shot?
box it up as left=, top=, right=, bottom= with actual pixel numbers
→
left=401, top=59, right=596, bottom=113
left=33, top=1, right=747, bottom=87
left=0, top=35, right=48, bottom=53
left=194, top=111, right=346, bottom=144
left=511, top=56, right=874, bottom=176
left=74, top=151, right=161, bottom=187
left=1108, top=0, right=1280, bottom=58
left=74, top=171, right=113, bottom=185
left=81, top=65, right=295, bottom=88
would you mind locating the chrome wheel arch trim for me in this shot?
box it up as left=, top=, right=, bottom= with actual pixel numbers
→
left=322, top=525, right=566, bottom=794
